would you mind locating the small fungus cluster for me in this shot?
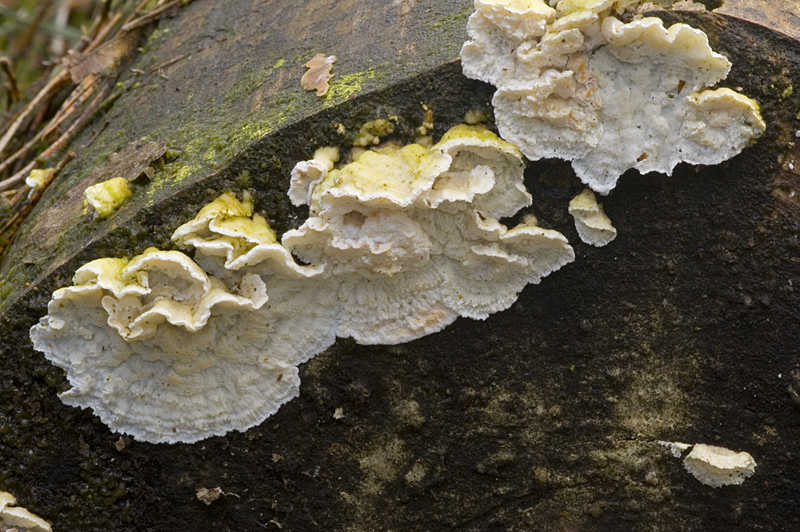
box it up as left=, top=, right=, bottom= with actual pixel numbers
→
left=286, top=125, right=574, bottom=341
left=461, top=0, right=765, bottom=194
left=31, top=125, right=574, bottom=443
left=568, top=187, right=616, bottom=246
left=659, top=441, right=757, bottom=487
left=83, top=177, right=132, bottom=217
left=683, top=443, right=757, bottom=487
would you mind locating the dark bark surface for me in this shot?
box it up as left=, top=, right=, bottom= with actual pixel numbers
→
left=1, top=2, right=800, bottom=531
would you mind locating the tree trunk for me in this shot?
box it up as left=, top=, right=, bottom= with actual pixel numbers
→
left=1, top=1, right=799, bottom=530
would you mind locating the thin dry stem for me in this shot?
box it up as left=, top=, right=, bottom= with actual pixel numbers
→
left=0, top=76, right=99, bottom=176
left=1, top=58, right=20, bottom=105
left=0, top=151, right=75, bottom=255
left=0, top=69, right=70, bottom=156
left=0, top=160, right=37, bottom=193
left=41, top=82, right=111, bottom=159
left=122, top=0, right=181, bottom=32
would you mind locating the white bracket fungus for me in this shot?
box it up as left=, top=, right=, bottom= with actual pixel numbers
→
left=30, top=245, right=281, bottom=444
left=171, top=191, right=323, bottom=278
left=683, top=443, right=756, bottom=488
left=0, top=491, right=52, bottom=532
left=284, top=124, right=573, bottom=342
left=461, top=0, right=765, bottom=194
left=31, top=125, right=574, bottom=444
left=658, top=441, right=756, bottom=487
left=568, top=187, right=616, bottom=246
left=288, top=147, right=339, bottom=207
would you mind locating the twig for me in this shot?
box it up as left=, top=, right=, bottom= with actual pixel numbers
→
left=0, top=213, right=22, bottom=240
left=0, top=8, right=120, bottom=144
left=0, top=132, right=46, bottom=176
left=12, top=0, right=53, bottom=58
left=0, top=77, right=109, bottom=192
left=84, top=121, right=109, bottom=151
left=0, top=160, right=37, bottom=193
left=27, top=97, right=49, bottom=134
left=125, top=0, right=155, bottom=23
left=45, top=75, right=100, bottom=136
left=0, top=105, right=27, bottom=139
left=0, top=76, right=99, bottom=176
left=7, top=188, right=23, bottom=208
left=0, top=7, right=121, bottom=156
left=72, top=2, right=113, bottom=54
left=84, top=12, right=123, bottom=55
left=41, top=82, right=111, bottom=159
left=119, top=0, right=159, bottom=32
left=122, top=0, right=181, bottom=32
left=148, top=54, right=186, bottom=74
left=50, top=0, right=72, bottom=57
left=0, top=69, right=70, bottom=156
left=0, top=78, right=110, bottom=191
left=0, top=58, right=20, bottom=105
left=0, top=151, right=76, bottom=255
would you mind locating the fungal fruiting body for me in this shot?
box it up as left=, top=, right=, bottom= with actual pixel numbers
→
left=683, top=443, right=756, bottom=487
left=461, top=0, right=765, bottom=194
left=287, top=125, right=574, bottom=343
left=31, top=125, right=574, bottom=444
left=83, top=176, right=132, bottom=217
left=353, top=119, right=397, bottom=147
left=0, top=491, right=52, bottom=532
left=659, top=441, right=756, bottom=487
left=29, top=240, right=317, bottom=444
left=657, top=440, right=691, bottom=458
left=568, top=187, right=616, bottom=246
left=25, top=168, right=55, bottom=189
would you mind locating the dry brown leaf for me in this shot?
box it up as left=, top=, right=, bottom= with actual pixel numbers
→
left=301, top=53, right=336, bottom=97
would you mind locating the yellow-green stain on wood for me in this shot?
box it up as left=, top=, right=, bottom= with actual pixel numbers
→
left=324, top=69, right=376, bottom=107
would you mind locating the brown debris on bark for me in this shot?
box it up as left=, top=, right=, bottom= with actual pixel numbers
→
left=301, top=53, right=336, bottom=97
